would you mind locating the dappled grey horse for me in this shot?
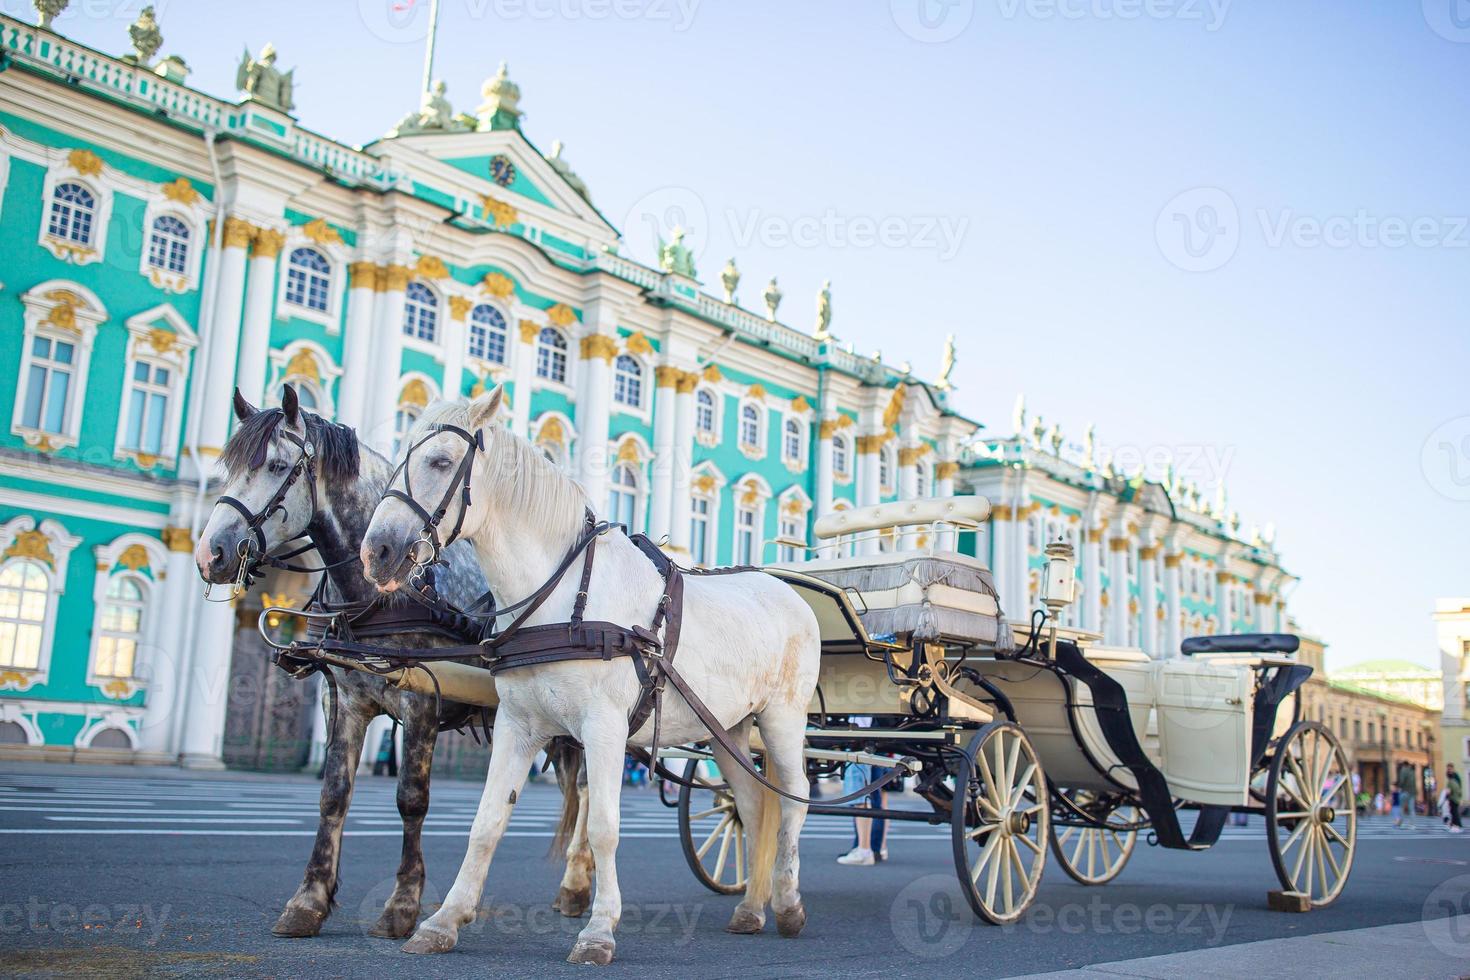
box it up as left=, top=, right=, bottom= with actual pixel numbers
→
left=196, top=387, right=588, bottom=939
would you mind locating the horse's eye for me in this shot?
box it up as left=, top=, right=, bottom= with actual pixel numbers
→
left=428, top=456, right=453, bottom=471
left=268, top=459, right=288, bottom=475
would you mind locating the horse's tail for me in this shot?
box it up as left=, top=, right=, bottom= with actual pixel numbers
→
left=547, top=737, right=583, bottom=859
left=746, top=769, right=783, bottom=909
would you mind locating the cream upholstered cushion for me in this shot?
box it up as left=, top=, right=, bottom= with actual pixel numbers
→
left=770, top=549, right=1013, bottom=650
left=812, top=496, right=991, bottom=540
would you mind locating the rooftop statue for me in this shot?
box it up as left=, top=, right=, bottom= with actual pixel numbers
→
left=657, top=228, right=697, bottom=278
left=237, top=42, right=294, bottom=113
left=815, top=280, right=832, bottom=340
left=720, top=257, right=740, bottom=305
left=1012, top=394, right=1026, bottom=435
left=1084, top=423, right=1097, bottom=467
left=34, top=0, right=67, bottom=31
left=546, top=141, right=592, bottom=203
left=763, top=276, right=782, bottom=321
left=126, top=5, right=161, bottom=66
left=389, top=80, right=467, bottom=137
left=936, top=333, right=956, bottom=390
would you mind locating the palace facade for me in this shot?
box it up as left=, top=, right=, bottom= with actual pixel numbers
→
left=0, top=11, right=1298, bottom=770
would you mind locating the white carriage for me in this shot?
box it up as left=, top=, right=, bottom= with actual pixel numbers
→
left=673, top=496, right=1356, bottom=921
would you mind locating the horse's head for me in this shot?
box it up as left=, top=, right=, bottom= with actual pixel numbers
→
left=362, top=387, right=502, bottom=592
left=196, top=385, right=319, bottom=585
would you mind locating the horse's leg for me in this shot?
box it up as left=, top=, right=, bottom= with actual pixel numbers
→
left=709, top=719, right=776, bottom=935
left=755, top=703, right=810, bottom=938
left=550, top=740, right=593, bottom=917
left=370, top=697, right=437, bottom=938
left=274, top=687, right=372, bottom=937
left=567, top=725, right=627, bottom=965
left=402, top=714, right=544, bottom=954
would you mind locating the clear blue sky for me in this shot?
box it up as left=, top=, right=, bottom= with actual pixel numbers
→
left=41, top=0, right=1469, bottom=669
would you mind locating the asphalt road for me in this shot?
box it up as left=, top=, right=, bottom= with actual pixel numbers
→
left=1, top=763, right=1467, bottom=978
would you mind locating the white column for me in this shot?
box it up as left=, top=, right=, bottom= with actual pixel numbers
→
left=1139, top=544, right=1159, bottom=657
left=576, top=333, right=615, bottom=513
left=935, top=460, right=956, bottom=550
left=195, top=217, right=253, bottom=454
left=365, top=264, right=409, bottom=455
left=1164, top=553, right=1183, bottom=656
left=1215, top=570, right=1231, bottom=635
left=856, top=434, right=882, bottom=556
left=137, top=527, right=196, bottom=760
left=668, top=371, right=697, bottom=553
left=337, top=262, right=378, bottom=431
left=1012, top=500, right=1030, bottom=615
left=177, top=597, right=236, bottom=769
left=649, top=365, right=679, bottom=544
left=1254, top=591, right=1272, bottom=633
left=442, top=296, right=469, bottom=401
left=509, top=320, right=536, bottom=438
left=814, top=410, right=835, bottom=556
left=234, top=228, right=282, bottom=406
left=1082, top=526, right=1103, bottom=633
left=1108, top=537, right=1130, bottom=644
left=990, top=505, right=1014, bottom=617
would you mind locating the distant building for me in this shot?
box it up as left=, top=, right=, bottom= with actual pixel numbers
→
left=1332, top=659, right=1443, bottom=711
left=1435, top=598, right=1470, bottom=779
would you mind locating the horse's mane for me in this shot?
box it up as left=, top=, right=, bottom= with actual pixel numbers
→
left=220, top=407, right=362, bottom=483
left=408, top=399, right=588, bottom=538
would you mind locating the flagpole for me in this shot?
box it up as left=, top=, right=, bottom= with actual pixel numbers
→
left=420, top=0, right=441, bottom=95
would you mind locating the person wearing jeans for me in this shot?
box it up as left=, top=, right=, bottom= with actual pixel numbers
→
left=837, top=762, right=888, bottom=865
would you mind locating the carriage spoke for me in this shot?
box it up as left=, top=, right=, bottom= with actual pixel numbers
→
left=1002, top=839, right=1016, bottom=912
left=1057, top=826, right=1078, bottom=849
left=971, top=827, right=1004, bottom=883
left=1107, top=829, right=1126, bottom=858
left=1322, top=822, right=1350, bottom=848
left=691, top=802, right=730, bottom=822
left=1017, top=831, right=1043, bottom=854
left=984, top=834, right=1003, bottom=907
left=1008, top=835, right=1031, bottom=890
left=977, top=746, right=1001, bottom=811
left=1008, top=764, right=1037, bottom=809
left=1320, top=831, right=1343, bottom=881
left=712, top=820, right=734, bottom=881
left=1071, top=824, right=1089, bottom=867
left=696, top=813, right=733, bottom=860
left=1005, top=737, right=1023, bottom=804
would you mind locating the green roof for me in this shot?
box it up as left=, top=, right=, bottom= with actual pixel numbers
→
left=1336, top=659, right=1439, bottom=677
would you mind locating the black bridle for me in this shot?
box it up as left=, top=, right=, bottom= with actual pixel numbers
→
left=382, top=422, right=485, bottom=576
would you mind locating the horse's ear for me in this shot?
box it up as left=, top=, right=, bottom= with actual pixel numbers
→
left=468, top=386, right=503, bottom=432
left=281, top=384, right=300, bottom=426
left=233, top=387, right=257, bottom=421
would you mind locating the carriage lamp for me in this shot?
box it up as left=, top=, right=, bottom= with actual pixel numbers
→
left=1041, top=540, right=1077, bottom=616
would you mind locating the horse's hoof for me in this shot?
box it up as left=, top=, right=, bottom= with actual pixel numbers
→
left=369, top=905, right=419, bottom=939
left=775, top=904, right=807, bottom=938
left=401, top=926, right=457, bottom=954
left=567, top=938, right=615, bottom=965
left=272, top=907, right=326, bottom=938
left=555, top=886, right=591, bottom=918
left=725, top=907, right=765, bottom=934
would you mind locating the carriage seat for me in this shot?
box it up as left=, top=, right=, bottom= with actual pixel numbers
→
left=1180, top=633, right=1300, bottom=656
left=770, top=550, right=1014, bottom=651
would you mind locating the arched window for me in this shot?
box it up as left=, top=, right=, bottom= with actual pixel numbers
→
left=284, top=247, right=331, bottom=312
left=0, top=560, right=49, bottom=670
left=739, top=403, right=761, bottom=450
left=734, top=505, right=758, bottom=565
left=146, top=215, right=190, bottom=274
left=393, top=405, right=420, bottom=457
left=782, top=418, right=803, bottom=465
left=48, top=182, right=96, bottom=245
left=403, top=282, right=438, bottom=341
left=695, top=389, right=716, bottom=435
left=832, top=434, right=850, bottom=479
left=915, top=461, right=930, bottom=498
left=879, top=444, right=894, bottom=489
left=613, top=355, right=642, bottom=408
left=123, top=360, right=172, bottom=456
left=467, top=304, right=508, bottom=364
left=95, top=576, right=144, bottom=679
left=607, top=463, right=638, bottom=528
left=690, top=494, right=713, bottom=567
left=536, top=328, right=567, bottom=382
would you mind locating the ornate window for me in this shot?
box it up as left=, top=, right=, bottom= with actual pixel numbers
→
left=689, top=466, right=724, bottom=567
left=735, top=505, right=758, bottom=565
left=832, top=434, right=851, bottom=480
left=731, top=476, right=771, bottom=565
left=915, top=461, right=930, bottom=498
left=879, top=443, right=895, bottom=491
left=739, top=403, right=762, bottom=453
left=146, top=215, right=190, bottom=275
left=94, top=576, right=145, bottom=679
left=690, top=497, right=712, bottom=565
left=536, top=327, right=568, bottom=383
left=695, top=389, right=716, bottom=436
left=0, top=561, right=48, bottom=671
left=393, top=406, right=419, bottom=457
left=113, top=305, right=197, bottom=467
left=14, top=282, right=105, bottom=452
left=284, top=247, right=332, bottom=312
left=607, top=463, right=640, bottom=529
left=122, top=361, right=171, bottom=456
left=48, top=182, right=95, bottom=246
left=21, top=335, right=75, bottom=436
left=782, top=417, right=804, bottom=467
left=467, top=304, right=508, bottom=364
left=403, top=282, right=439, bottom=342
left=613, top=355, right=643, bottom=408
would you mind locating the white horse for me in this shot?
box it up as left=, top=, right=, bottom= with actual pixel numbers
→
left=361, top=388, right=820, bottom=965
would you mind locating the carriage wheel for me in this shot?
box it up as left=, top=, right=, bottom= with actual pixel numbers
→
left=677, top=757, right=747, bottom=896
left=1048, top=791, right=1139, bottom=886
left=952, top=721, right=1049, bottom=924
left=1265, top=721, right=1356, bottom=907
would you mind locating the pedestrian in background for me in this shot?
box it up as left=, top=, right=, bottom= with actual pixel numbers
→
left=1447, top=764, right=1464, bottom=834
left=1394, top=762, right=1416, bottom=828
